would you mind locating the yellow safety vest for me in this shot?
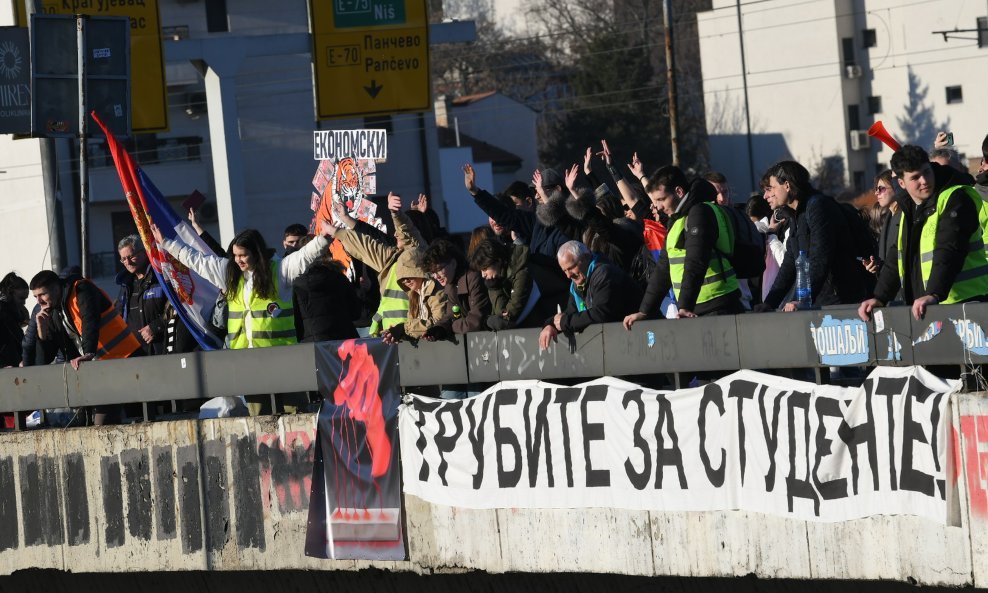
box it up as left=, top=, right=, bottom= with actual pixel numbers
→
left=226, top=261, right=296, bottom=349
left=666, top=202, right=738, bottom=305
left=897, top=185, right=988, bottom=304
left=369, top=266, right=409, bottom=336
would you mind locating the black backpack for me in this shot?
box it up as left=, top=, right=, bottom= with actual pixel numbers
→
left=717, top=203, right=766, bottom=280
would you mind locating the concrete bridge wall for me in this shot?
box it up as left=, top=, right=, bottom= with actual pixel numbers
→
left=0, top=396, right=986, bottom=586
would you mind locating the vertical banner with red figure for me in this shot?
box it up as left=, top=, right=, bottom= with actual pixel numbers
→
left=305, top=339, right=404, bottom=561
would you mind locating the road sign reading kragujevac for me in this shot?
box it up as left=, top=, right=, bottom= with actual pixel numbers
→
left=309, top=0, right=429, bottom=120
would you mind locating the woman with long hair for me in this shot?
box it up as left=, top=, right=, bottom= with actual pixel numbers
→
left=151, top=223, right=332, bottom=414
left=760, top=160, right=869, bottom=311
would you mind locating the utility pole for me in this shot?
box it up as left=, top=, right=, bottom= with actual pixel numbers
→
left=736, top=0, right=756, bottom=192
left=661, top=0, right=679, bottom=167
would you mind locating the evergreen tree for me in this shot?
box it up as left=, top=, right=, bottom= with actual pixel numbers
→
left=897, top=67, right=949, bottom=147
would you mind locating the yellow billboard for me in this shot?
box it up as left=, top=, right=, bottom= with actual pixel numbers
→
left=309, top=0, right=429, bottom=120
left=17, top=0, right=168, bottom=133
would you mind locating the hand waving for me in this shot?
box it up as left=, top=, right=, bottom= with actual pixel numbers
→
left=463, top=163, right=477, bottom=193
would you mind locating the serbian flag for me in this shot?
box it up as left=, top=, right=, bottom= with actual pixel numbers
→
left=643, top=218, right=667, bottom=262
left=92, top=111, right=223, bottom=350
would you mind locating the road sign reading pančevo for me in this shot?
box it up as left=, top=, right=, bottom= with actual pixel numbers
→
left=309, top=0, right=429, bottom=120
left=16, top=0, right=167, bottom=133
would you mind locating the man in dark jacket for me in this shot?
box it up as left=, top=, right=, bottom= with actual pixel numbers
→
left=540, top=241, right=642, bottom=350
left=464, top=164, right=573, bottom=313
left=761, top=161, right=866, bottom=310
left=32, top=269, right=143, bottom=425
left=625, top=167, right=743, bottom=327
left=859, top=145, right=985, bottom=321
left=115, top=235, right=168, bottom=355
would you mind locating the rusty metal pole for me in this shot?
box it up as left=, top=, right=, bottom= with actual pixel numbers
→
left=662, top=0, right=679, bottom=167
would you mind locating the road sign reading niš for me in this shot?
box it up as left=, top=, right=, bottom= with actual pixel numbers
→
left=314, top=129, right=387, bottom=160
left=16, top=0, right=167, bottom=133
left=309, top=0, right=429, bottom=120
left=0, top=27, right=32, bottom=135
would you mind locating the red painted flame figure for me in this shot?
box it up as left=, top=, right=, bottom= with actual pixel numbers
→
left=334, top=340, right=391, bottom=479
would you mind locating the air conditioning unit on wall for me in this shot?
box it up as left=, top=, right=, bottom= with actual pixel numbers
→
left=849, top=130, right=870, bottom=151
left=846, top=64, right=863, bottom=79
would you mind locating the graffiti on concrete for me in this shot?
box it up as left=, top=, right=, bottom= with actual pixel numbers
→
left=0, top=430, right=316, bottom=555
left=258, top=431, right=314, bottom=514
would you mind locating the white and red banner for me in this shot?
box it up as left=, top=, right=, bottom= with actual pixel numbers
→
left=399, top=367, right=959, bottom=523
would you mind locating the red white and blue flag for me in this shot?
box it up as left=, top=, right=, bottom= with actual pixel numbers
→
left=643, top=218, right=667, bottom=262
left=92, top=111, right=223, bottom=350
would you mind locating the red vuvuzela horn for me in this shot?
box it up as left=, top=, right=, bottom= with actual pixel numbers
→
left=868, top=121, right=902, bottom=152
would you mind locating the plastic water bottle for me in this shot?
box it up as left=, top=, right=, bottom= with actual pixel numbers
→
left=796, top=250, right=812, bottom=309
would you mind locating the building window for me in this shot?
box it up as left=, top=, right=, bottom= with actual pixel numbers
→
left=364, top=115, right=393, bottom=135
left=853, top=171, right=865, bottom=191
left=946, top=85, right=963, bottom=104
left=847, top=104, right=860, bottom=130
left=978, top=17, right=988, bottom=48
left=205, top=0, right=229, bottom=33
left=841, top=37, right=855, bottom=67
left=863, top=29, right=877, bottom=48
left=867, top=96, right=882, bottom=115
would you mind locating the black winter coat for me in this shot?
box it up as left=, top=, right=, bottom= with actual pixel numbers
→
left=764, top=193, right=867, bottom=309
left=292, top=263, right=361, bottom=342
left=0, top=299, right=24, bottom=367
left=548, top=258, right=643, bottom=333
left=115, top=266, right=168, bottom=355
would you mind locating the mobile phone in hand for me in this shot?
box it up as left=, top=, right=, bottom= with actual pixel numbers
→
left=945, top=132, right=954, bottom=146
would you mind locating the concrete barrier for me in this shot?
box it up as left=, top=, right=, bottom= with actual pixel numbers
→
left=0, top=399, right=985, bottom=585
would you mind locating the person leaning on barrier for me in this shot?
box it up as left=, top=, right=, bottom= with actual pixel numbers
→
left=757, top=160, right=867, bottom=312
left=420, top=238, right=490, bottom=339
left=327, top=192, right=419, bottom=337
left=624, top=167, right=743, bottom=328
left=31, top=269, right=144, bottom=425
left=324, top=193, right=446, bottom=344
left=540, top=241, right=642, bottom=350
left=859, top=144, right=987, bottom=321
left=469, top=238, right=540, bottom=330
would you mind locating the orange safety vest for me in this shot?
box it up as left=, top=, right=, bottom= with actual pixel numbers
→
left=66, top=279, right=142, bottom=359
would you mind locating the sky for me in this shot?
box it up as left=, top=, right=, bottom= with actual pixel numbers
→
left=444, top=0, right=529, bottom=36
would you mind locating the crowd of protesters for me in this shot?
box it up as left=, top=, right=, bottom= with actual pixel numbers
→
left=2, top=130, right=988, bottom=425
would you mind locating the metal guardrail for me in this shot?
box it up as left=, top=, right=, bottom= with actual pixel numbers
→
left=1, top=302, right=986, bottom=418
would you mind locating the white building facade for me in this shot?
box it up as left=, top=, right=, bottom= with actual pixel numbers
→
left=697, top=0, right=988, bottom=198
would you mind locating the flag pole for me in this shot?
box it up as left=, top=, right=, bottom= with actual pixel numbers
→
left=77, top=15, right=90, bottom=278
